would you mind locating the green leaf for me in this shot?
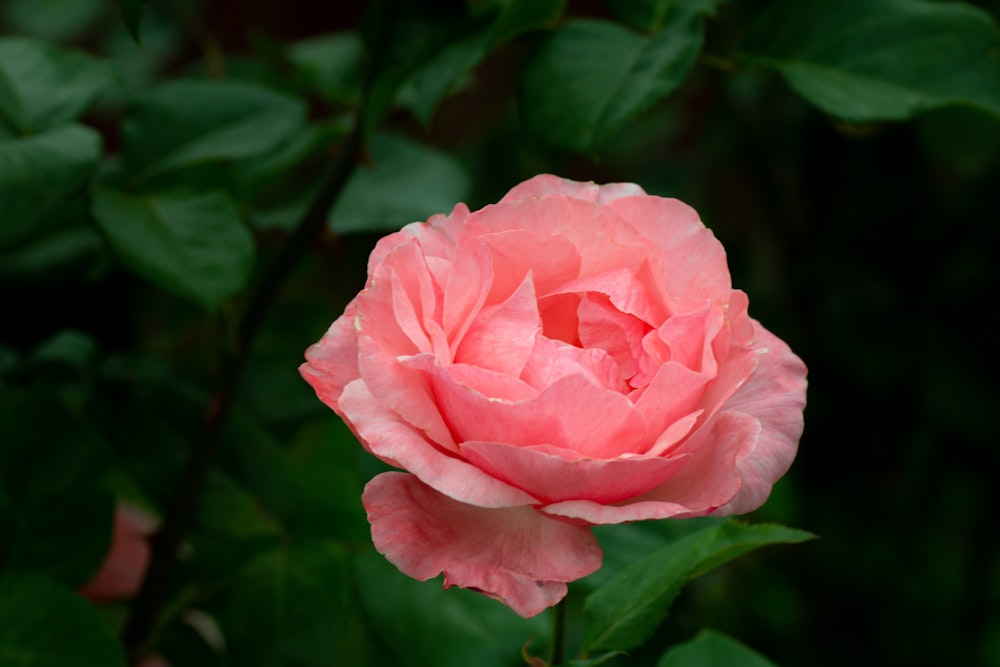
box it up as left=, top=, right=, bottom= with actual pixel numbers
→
left=217, top=540, right=351, bottom=667
left=92, top=188, right=255, bottom=310
left=657, top=629, right=776, bottom=667
left=120, top=0, right=149, bottom=42
left=519, top=11, right=712, bottom=154
left=606, top=0, right=726, bottom=33
left=0, top=576, right=127, bottom=667
left=332, top=132, right=471, bottom=234
left=564, top=652, right=626, bottom=667
left=399, top=0, right=564, bottom=123
left=0, top=391, right=115, bottom=586
left=2, top=0, right=105, bottom=43
left=0, top=123, right=100, bottom=248
left=287, top=31, right=364, bottom=104
left=285, top=418, right=368, bottom=542
left=742, top=0, right=1000, bottom=122
left=356, top=552, right=548, bottom=667
left=120, top=79, right=307, bottom=184
left=0, top=37, right=114, bottom=134
left=581, top=519, right=814, bottom=654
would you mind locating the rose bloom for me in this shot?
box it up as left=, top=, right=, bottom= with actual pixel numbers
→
left=302, top=175, right=807, bottom=617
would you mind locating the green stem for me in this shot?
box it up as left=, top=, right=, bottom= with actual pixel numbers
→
left=550, top=598, right=569, bottom=666
left=119, top=3, right=391, bottom=663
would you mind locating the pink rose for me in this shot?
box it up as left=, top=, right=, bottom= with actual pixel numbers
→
left=79, top=503, right=156, bottom=602
left=301, top=175, right=807, bottom=617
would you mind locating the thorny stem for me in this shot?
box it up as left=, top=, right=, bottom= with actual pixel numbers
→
left=120, top=2, right=391, bottom=662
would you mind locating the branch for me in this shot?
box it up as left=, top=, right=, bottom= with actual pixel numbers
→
left=120, top=3, right=391, bottom=661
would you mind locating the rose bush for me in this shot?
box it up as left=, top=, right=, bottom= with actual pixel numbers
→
left=301, top=175, right=807, bottom=617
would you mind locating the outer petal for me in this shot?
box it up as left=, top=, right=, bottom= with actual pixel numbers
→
left=300, top=303, right=361, bottom=413
left=541, top=411, right=757, bottom=524
left=461, top=440, right=688, bottom=505
left=608, top=195, right=731, bottom=304
left=499, top=174, right=646, bottom=205
left=407, top=355, right=648, bottom=458
left=713, top=322, right=807, bottom=515
left=339, top=380, right=538, bottom=508
left=365, top=472, right=603, bottom=618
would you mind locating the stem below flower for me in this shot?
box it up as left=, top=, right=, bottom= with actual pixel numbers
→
left=550, top=597, right=569, bottom=666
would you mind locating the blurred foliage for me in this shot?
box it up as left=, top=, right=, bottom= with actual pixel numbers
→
left=1, top=0, right=1000, bottom=665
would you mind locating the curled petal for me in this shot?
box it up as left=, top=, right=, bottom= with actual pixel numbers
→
left=300, top=303, right=361, bottom=414
left=365, top=472, right=603, bottom=617
left=500, top=173, right=646, bottom=205
left=541, top=411, right=758, bottom=524
left=608, top=196, right=730, bottom=304
left=461, top=440, right=688, bottom=505
left=340, top=380, right=537, bottom=508
left=713, top=322, right=807, bottom=515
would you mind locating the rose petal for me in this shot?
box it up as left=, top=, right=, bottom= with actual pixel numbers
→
left=365, top=472, right=602, bottom=617
left=608, top=196, right=730, bottom=303
left=340, top=380, right=537, bottom=508
left=633, top=360, right=710, bottom=445
left=713, top=322, right=807, bottom=515
left=367, top=203, right=469, bottom=270
left=576, top=294, right=650, bottom=384
left=356, top=334, right=456, bottom=451
left=479, top=229, right=582, bottom=305
left=541, top=411, right=757, bottom=524
left=461, top=440, right=689, bottom=505
left=383, top=241, right=449, bottom=360
left=407, top=355, right=648, bottom=458
left=472, top=196, right=655, bottom=282
left=454, top=274, right=540, bottom=377
left=520, top=335, right=624, bottom=394
left=300, top=303, right=361, bottom=414
left=499, top=173, right=646, bottom=205
left=553, top=266, right=665, bottom=325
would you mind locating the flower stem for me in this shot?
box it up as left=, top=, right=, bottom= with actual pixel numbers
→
left=550, top=598, right=569, bottom=666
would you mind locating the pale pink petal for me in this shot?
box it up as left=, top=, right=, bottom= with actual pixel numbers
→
left=608, top=196, right=730, bottom=303
left=437, top=362, right=538, bottom=402
left=300, top=303, right=361, bottom=412
left=520, top=335, right=624, bottom=394
left=499, top=174, right=646, bottom=205
left=576, top=294, right=650, bottom=385
left=633, top=361, right=710, bottom=444
left=461, top=440, right=689, bottom=505
left=366, top=203, right=469, bottom=270
left=656, top=303, right=723, bottom=373
left=472, top=197, right=654, bottom=280
left=356, top=334, right=456, bottom=451
left=407, top=355, right=648, bottom=458
left=442, top=231, right=493, bottom=350
left=340, top=380, right=537, bottom=507
left=383, top=241, right=449, bottom=360
left=553, top=266, right=665, bottom=325
left=479, top=229, right=581, bottom=304
left=541, top=411, right=757, bottom=524
left=454, top=274, right=540, bottom=377
left=365, top=472, right=602, bottom=617
left=713, top=322, right=807, bottom=515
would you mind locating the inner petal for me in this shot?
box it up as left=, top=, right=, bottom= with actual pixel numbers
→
left=577, top=293, right=651, bottom=388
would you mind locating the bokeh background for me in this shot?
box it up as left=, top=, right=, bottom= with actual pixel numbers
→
left=2, top=1, right=999, bottom=665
